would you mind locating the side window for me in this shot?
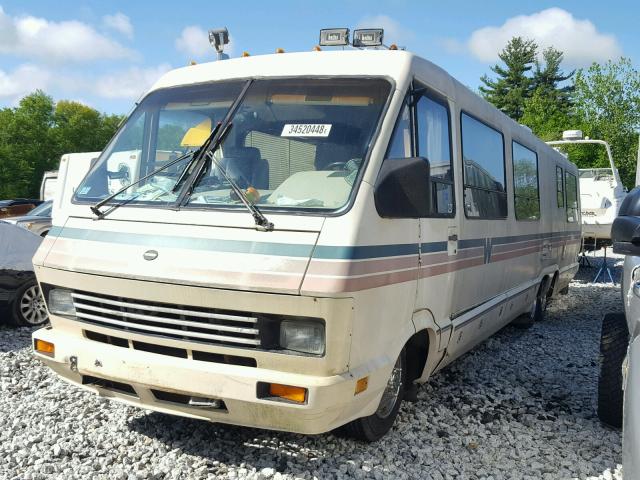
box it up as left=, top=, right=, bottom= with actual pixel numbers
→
left=461, top=113, right=506, bottom=218
left=556, top=166, right=565, bottom=207
left=416, top=94, right=454, bottom=216
left=385, top=101, right=412, bottom=159
left=565, top=172, right=578, bottom=222
left=512, top=141, right=540, bottom=220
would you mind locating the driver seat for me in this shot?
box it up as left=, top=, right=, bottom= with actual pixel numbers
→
left=220, top=147, right=269, bottom=189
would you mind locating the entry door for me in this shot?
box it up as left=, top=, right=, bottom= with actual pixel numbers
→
left=412, top=85, right=459, bottom=351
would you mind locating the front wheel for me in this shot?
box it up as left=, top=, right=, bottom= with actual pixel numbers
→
left=10, top=282, right=49, bottom=327
left=340, top=350, right=406, bottom=442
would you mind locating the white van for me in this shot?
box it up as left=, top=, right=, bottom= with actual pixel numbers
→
left=32, top=49, right=580, bottom=440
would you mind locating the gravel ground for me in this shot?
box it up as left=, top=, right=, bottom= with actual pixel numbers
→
left=0, top=253, right=626, bottom=479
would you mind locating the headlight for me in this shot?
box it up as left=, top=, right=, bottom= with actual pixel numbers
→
left=48, top=289, right=76, bottom=317
left=16, top=221, right=34, bottom=231
left=279, top=320, right=325, bottom=355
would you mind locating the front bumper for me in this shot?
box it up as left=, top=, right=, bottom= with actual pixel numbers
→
left=33, top=326, right=387, bottom=434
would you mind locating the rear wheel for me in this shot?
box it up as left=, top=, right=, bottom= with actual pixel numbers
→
left=340, top=350, right=406, bottom=442
left=512, top=279, right=550, bottom=329
left=597, top=312, right=628, bottom=428
left=10, top=282, right=48, bottom=326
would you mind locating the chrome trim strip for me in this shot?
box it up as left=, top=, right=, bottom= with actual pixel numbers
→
left=73, top=302, right=259, bottom=335
left=75, top=312, right=261, bottom=346
left=71, top=292, right=258, bottom=323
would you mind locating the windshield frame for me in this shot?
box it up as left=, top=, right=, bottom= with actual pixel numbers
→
left=72, top=75, right=396, bottom=218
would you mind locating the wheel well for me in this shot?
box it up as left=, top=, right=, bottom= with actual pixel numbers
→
left=405, top=329, right=429, bottom=383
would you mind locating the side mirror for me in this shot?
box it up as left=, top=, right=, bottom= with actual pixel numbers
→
left=612, top=186, right=640, bottom=255
left=374, top=157, right=431, bottom=218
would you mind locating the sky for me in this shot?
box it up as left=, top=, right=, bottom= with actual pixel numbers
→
left=0, top=0, right=637, bottom=114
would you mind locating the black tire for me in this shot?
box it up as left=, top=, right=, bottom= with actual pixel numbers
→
left=9, top=281, right=49, bottom=327
left=597, top=312, right=628, bottom=428
left=512, top=279, right=549, bottom=329
left=340, top=350, right=406, bottom=442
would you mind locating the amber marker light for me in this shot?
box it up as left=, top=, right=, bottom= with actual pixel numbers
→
left=275, top=48, right=285, bottom=54
left=242, top=51, right=250, bottom=57
left=355, top=376, right=369, bottom=395
left=313, top=45, right=322, bottom=51
left=269, top=383, right=307, bottom=403
left=34, top=339, right=55, bottom=357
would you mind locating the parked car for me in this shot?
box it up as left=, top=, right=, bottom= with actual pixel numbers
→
left=0, top=199, right=43, bottom=219
left=3, top=200, right=53, bottom=237
left=600, top=186, right=640, bottom=476
left=0, top=221, right=48, bottom=326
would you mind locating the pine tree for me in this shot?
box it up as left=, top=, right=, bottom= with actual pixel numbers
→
left=532, top=47, right=575, bottom=112
left=479, top=37, right=537, bottom=121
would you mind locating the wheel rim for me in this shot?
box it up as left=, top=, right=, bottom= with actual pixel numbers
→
left=19, top=285, right=48, bottom=325
left=376, top=356, right=403, bottom=418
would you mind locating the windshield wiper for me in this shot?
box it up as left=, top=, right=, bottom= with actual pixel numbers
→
left=198, top=146, right=274, bottom=231
left=90, top=149, right=196, bottom=219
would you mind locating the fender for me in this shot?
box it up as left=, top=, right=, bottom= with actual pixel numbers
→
left=411, top=308, right=447, bottom=382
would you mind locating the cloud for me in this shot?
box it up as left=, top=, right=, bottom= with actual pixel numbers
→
left=94, top=64, right=172, bottom=100
left=457, top=8, right=621, bottom=66
left=0, top=64, right=52, bottom=103
left=355, top=14, right=414, bottom=47
left=175, top=25, right=234, bottom=59
left=103, top=12, right=133, bottom=39
left=0, top=6, right=136, bottom=64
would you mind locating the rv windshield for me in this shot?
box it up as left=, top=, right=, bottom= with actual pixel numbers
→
left=74, top=77, right=392, bottom=213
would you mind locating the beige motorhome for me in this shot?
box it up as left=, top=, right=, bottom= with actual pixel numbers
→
left=32, top=45, right=580, bottom=441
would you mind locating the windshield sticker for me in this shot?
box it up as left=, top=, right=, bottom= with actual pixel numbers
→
left=281, top=124, right=332, bottom=137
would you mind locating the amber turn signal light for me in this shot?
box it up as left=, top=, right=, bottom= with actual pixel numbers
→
left=34, top=339, right=55, bottom=357
left=269, top=383, right=307, bottom=403
left=355, top=376, right=369, bottom=395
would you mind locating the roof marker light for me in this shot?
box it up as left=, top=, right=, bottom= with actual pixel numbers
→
left=313, top=45, right=322, bottom=51
left=275, top=48, right=285, bottom=54
left=319, top=28, right=349, bottom=46
left=353, top=28, right=384, bottom=47
left=242, top=51, right=250, bottom=57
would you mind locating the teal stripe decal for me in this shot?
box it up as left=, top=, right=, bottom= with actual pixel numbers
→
left=53, top=226, right=314, bottom=258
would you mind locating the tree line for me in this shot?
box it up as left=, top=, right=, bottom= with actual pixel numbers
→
left=0, top=44, right=638, bottom=200
left=480, top=37, right=640, bottom=188
left=0, top=92, right=123, bottom=199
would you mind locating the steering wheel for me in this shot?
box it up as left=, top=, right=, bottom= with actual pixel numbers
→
left=324, top=161, right=348, bottom=171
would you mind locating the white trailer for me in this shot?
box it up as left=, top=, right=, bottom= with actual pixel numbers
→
left=32, top=37, right=580, bottom=440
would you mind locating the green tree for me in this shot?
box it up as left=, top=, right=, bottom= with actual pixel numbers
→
left=532, top=47, right=574, bottom=112
left=480, top=37, right=537, bottom=121
left=520, top=87, right=574, bottom=141
left=0, top=91, right=56, bottom=198
left=0, top=91, right=124, bottom=199
left=572, top=58, right=640, bottom=188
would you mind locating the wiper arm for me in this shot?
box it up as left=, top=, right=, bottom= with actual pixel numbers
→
left=170, top=122, right=222, bottom=193
left=202, top=147, right=274, bottom=231
left=90, top=149, right=195, bottom=219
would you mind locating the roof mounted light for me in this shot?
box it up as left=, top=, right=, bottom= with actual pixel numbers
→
left=353, top=28, right=384, bottom=47
left=563, top=130, right=584, bottom=141
left=319, top=28, right=349, bottom=46
left=209, top=27, right=229, bottom=60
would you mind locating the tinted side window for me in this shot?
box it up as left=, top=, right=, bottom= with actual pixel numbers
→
left=556, top=166, right=565, bottom=207
left=385, top=101, right=412, bottom=159
left=565, top=172, right=578, bottom=222
left=512, top=142, right=540, bottom=220
left=416, top=95, right=453, bottom=216
left=461, top=113, right=506, bottom=218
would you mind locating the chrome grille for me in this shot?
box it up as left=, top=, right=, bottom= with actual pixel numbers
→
left=71, top=292, right=261, bottom=348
